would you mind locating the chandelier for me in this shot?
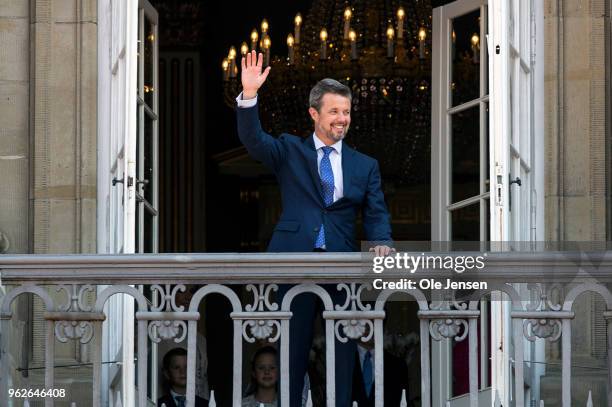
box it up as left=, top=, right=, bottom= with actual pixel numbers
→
left=222, top=0, right=479, bottom=184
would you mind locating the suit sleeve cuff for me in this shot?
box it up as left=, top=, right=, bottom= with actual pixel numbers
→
left=236, top=92, right=258, bottom=108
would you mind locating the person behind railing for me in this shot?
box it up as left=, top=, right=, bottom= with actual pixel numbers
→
left=242, top=346, right=279, bottom=407
left=158, top=347, right=209, bottom=407
left=351, top=337, right=411, bottom=407
left=158, top=285, right=209, bottom=402
left=237, top=50, right=393, bottom=407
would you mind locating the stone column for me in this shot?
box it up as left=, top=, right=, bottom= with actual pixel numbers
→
left=545, top=0, right=608, bottom=242
left=0, top=1, right=30, bottom=254
left=30, top=0, right=97, bottom=255
left=542, top=2, right=609, bottom=404
left=27, top=0, right=99, bottom=402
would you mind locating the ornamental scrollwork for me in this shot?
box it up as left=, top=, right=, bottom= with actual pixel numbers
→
left=149, top=320, right=188, bottom=344
left=523, top=319, right=562, bottom=342
left=55, top=321, right=94, bottom=344
left=335, top=318, right=374, bottom=343
left=429, top=318, right=469, bottom=342
left=334, top=283, right=374, bottom=343
left=56, top=284, right=95, bottom=312
left=430, top=289, right=467, bottom=311
left=242, top=319, right=281, bottom=343
left=54, top=284, right=95, bottom=343
left=242, top=284, right=280, bottom=343
left=335, top=283, right=371, bottom=312
left=526, top=283, right=563, bottom=312
left=148, top=284, right=189, bottom=343
left=245, top=284, right=278, bottom=312
left=150, top=284, right=188, bottom=312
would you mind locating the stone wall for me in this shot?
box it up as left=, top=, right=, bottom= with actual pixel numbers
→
left=0, top=1, right=98, bottom=403
left=0, top=1, right=30, bottom=254
left=30, top=0, right=97, bottom=254
left=542, top=1, right=610, bottom=404
left=544, top=0, right=609, bottom=241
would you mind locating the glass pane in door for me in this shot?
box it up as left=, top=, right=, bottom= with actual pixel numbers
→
left=450, top=9, right=481, bottom=107
left=451, top=203, right=480, bottom=241
left=451, top=106, right=480, bottom=202
left=144, top=16, right=156, bottom=107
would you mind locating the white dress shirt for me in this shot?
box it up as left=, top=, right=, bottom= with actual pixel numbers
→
left=357, top=344, right=376, bottom=371
left=236, top=92, right=344, bottom=202
left=312, top=133, right=343, bottom=202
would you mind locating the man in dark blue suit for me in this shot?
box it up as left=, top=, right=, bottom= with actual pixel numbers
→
left=236, top=50, right=393, bottom=407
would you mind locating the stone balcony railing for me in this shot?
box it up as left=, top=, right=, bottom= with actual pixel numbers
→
left=1, top=252, right=611, bottom=407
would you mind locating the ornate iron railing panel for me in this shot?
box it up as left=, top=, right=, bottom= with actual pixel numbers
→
left=1, top=252, right=612, bottom=406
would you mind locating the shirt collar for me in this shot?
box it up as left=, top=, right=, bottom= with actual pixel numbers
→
left=170, top=389, right=186, bottom=402
left=313, top=133, right=342, bottom=154
left=357, top=344, right=375, bottom=362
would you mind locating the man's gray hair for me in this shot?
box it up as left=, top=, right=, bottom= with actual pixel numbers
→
left=309, top=78, right=352, bottom=112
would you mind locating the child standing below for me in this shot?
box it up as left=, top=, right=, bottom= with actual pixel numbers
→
left=242, top=346, right=278, bottom=407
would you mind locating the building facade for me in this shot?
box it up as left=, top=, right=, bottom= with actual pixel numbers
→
left=0, top=0, right=611, bottom=406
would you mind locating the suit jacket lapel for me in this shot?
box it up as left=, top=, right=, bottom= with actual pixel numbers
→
left=341, top=143, right=355, bottom=200
left=305, top=136, right=325, bottom=202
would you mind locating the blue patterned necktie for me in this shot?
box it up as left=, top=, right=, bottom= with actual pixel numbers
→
left=363, top=350, right=373, bottom=397
left=175, top=395, right=186, bottom=407
left=314, top=146, right=335, bottom=248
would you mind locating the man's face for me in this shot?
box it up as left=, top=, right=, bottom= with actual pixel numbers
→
left=309, top=93, right=351, bottom=145
left=165, top=355, right=187, bottom=389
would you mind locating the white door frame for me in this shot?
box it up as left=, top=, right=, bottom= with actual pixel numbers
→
left=431, top=1, right=488, bottom=405
left=97, top=0, right=139, bottom=406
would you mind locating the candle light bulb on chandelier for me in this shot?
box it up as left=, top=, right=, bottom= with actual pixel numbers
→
left=320, top=28, right=328, bottom=41
left=343, top=7, right=352, bottom=39
left=261, top=19, right=269, bottom=34
left=221, top=58, right=229, bottom=81
left=320, top=28, right=328, bottom=60
left=418, top=28, right=427, bottom=41
left=386, top=26, right=395, bottom=58
left=263, top=36, right=271, bottom=66
left=294, top=13, right=302, bottom=44
left=240, top=42, right=248, bottom=56
left=349, top=29, right=358, bottom=60
left=418, top=27, right=427, bottom=59
left=287, top=33, right=295, bottom=64
left=471, top=33, right=480, bottom=63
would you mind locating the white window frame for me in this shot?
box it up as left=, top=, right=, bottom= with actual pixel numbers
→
left=432, top=0, right=545, bottom=404
left=97, top=0, right=139, bottom=405
left=431, top=1, right=490, bottom=405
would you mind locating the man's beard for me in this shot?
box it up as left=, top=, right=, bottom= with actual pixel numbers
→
left=321, top=124, right=348, bottom=142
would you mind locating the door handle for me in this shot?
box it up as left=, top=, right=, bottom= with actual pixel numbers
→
left=112, top=176, right=134, bottom=187
left=509, top=177, right=521, bottom=186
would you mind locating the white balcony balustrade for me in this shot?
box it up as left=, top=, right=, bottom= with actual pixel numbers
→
left=0, top=252, right=611, bottom=406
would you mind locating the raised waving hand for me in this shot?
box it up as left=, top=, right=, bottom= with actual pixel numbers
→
left=241, top=50, right=271, bottom=100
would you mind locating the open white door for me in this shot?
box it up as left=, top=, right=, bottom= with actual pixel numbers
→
left=108, top=0, right=138, bottom=255
left=98, top=0, right=139, bottom=405
left=488, top=0, right=538, bottom=406
left=431, top=1, right=489, bottom=405
left=433, top=0, right=541, bottom=402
